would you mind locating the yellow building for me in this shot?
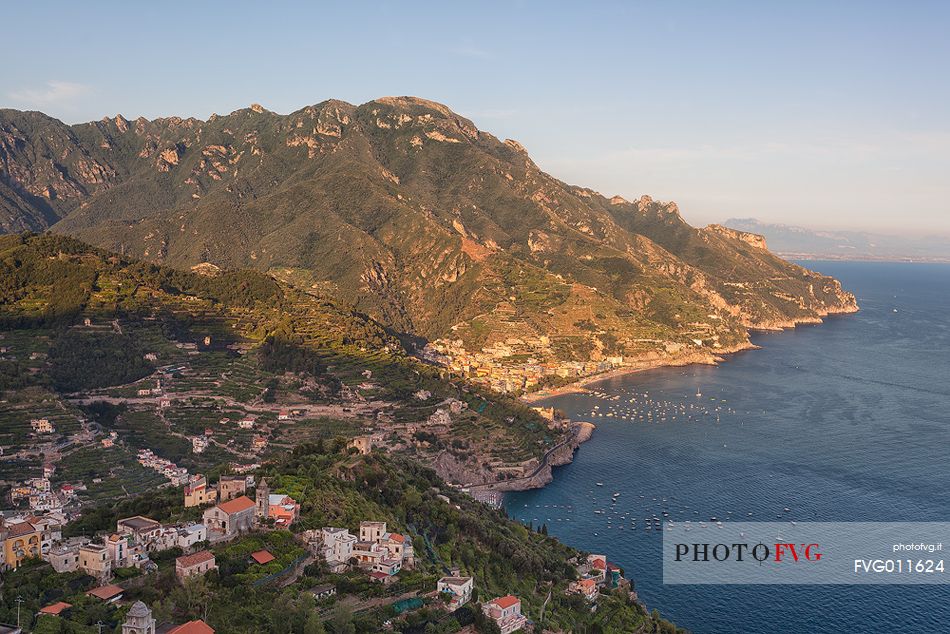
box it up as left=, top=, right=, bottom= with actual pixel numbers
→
left=79, top=543, right=112, bottom=580
left=183, top=475, right=218, bottom=508
left=2, top=520, right=41, bottom=569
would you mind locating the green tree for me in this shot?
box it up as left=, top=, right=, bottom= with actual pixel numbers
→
left=171, top=575, right=213, bottom=621
left=304, top=612, right=326, bottom=634
left=330, top=603, right=355, bottom=634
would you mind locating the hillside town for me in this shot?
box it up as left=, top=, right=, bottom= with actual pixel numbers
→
left=0, top=234, right=668, bottom=632
left=422, top=338, right=683, bottom=394
left=0, top=458, right=639, bottom=633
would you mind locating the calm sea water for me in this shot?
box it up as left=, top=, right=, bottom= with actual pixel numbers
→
left=506, top=262, right=950, bottom=633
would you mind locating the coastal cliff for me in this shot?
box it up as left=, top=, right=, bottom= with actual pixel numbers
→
left=460, top=421, right=596, bottom=492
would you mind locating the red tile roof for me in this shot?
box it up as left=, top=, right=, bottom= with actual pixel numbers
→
left=7, top=521, right=36, bottom=537
left=168, top=620, right=215, bottom=634
left=492, top=595, right=520, bottom=609
left=388, top=533, right=405, bottom=543
left=87, top=584, right=124, bottom=600
left=40, top=601, right=72, bottom=615
left=250, top=550, right=275, bottom=565
left=217, top=495, right=255, bottom=514
left=176, top=550, right=215, bottom=569
left=591, top=558, right=607, bottom=570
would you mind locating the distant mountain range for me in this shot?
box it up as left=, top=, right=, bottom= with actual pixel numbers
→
left=0, top=97, right=856, bottom=370
left=724, top=218, right=950, bottom=263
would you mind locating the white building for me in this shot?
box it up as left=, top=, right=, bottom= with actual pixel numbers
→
left=191, top=436, right=209, bottom=454
left=176, top=523, right=208, bottom=549
left=352, top=541, right=387, bottom=568
left=372, top=557, right=401, bottom=576
left=319, top=527, right=356, bottom=572
left=482, top=595, right=527, bottom=634
left=437, top=576, right=473, bottom=609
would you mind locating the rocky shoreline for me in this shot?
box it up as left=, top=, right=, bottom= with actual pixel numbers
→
left=462, top=421, right=596, bottom=493
left=520, top=301, right=860, bottom=404
left=519, top=340, right=758, bottom=404
left=437, top=300, right=861, bottom=495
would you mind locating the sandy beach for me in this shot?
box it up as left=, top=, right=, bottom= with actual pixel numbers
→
left=519, top=341, right=759, bottom=404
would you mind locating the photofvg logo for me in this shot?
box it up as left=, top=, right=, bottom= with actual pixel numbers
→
left=674, top=541, right=822, bottom=564
left=663, top=522, right=949, bottom=585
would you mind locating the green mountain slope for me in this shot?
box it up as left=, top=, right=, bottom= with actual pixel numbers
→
left=0, top=233, right=567, bottom=491
left=1, top=98, right=857, bottom=370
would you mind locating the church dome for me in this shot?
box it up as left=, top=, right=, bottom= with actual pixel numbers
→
left=127, top=601, right=151, bottom=617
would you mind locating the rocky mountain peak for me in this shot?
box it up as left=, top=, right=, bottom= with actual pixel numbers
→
left=705, top=224, right=768, bottom=250
left=374, top=96, right=457, bottom=118
left=0, top=98, right=857, bottom=351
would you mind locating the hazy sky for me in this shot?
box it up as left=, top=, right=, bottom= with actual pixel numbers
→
left=4, top=1, right=949, bottom=234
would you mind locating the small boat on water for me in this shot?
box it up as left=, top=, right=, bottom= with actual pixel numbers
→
left=596, top=482, right=604, bottom=487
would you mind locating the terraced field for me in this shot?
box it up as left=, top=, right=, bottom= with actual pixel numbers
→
left=52, top=445, right=169, bottom=501
left=0, top=234, right=565, bottom=506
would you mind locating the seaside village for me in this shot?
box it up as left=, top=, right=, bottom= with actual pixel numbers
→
left=423, top=336, right=706, bottom=394
left=0, top=462, right=633, bottom=633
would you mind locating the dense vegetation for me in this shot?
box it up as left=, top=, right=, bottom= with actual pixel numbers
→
left=48, top=330, right=152, bottom=391
left=0, top=233, right=561, bottom=496
left=259, top=335, right=329, bottom=377
left=1, top=443, right=684, bottom=633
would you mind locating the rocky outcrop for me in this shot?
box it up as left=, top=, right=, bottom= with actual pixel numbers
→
left=462, top=422, right=596, bottom=492
left=704, top=223, right=768, bottom=250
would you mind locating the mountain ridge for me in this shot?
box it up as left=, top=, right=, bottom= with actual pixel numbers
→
left=0, top=97, right=857, bottom=391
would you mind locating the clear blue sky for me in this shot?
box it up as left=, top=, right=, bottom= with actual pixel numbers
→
left=4, top=1, right=949, bottom=234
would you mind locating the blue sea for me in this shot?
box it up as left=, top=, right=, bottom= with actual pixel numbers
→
left=506, top=262, right=950, bottom=633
